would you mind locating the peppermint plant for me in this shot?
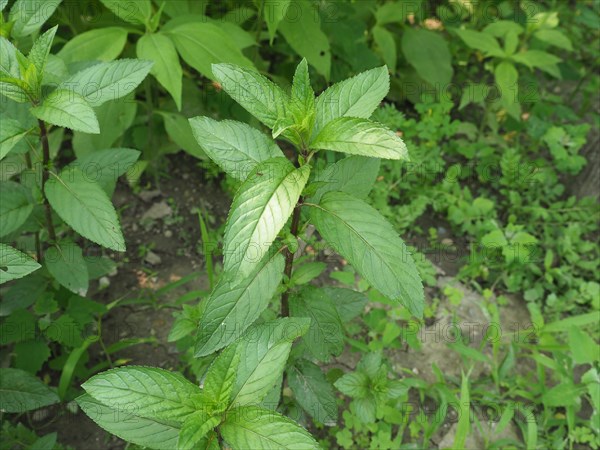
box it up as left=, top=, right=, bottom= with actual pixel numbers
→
left=77, top=60, right=424, bottom=448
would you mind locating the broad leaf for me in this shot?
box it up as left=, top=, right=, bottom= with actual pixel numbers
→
left=279, top=0, right=331, bottom=80
left=212, top=63, right=288, bottom=128
left=311, top=117, right=408, bottom=160
left=310, top=155, right=380, bottom=203
left=9, top=0, right=62, bottom=38
left=59, top=59, right=153, bottom=107
left=334, top=371, right=369, bottom=398
left=0, top=118, right=30, bottom=160
left=137, top=32, right=182, bottom=110
left=58, top=27, right=128, bottom=65
left=288, top=360, right=337, bottom=426
left=0, top=181, right=33, bottom=237
left=100, top=0, right=152, bottom=25
left=194, top=252, right=284, bottom=358
left=28, top=26, right=58, bottom=76
left=166, top=23, right=253, bottom=81
left=221, top=405, right=319, bottom=449
left=308, top=191, right=424, bottom=317
left=203, top=345, right=240, bottom=408
left=401, top=28, right=453, bottom=87
left=290, top=286, right=344, bottom=361
left=189, top=117, right=284, bottom=181
left=82, top=366, right=200, bottom=422
left=373, top=26, right=397, bottom=71
left=229, top=318, right=310, bottom=407
left=495, top=61, right=520, bottom=117
left=322, top=287, right=367, bottom=322
left=0, top=368, right=59, bottom=412
left=454, top=29, right=504, bottom=57
left=45, top=168, right=125, bottom=251
left=0, top=244, right=41, bottom=284
left=162, top=112, right=206, bottom=158
left=222, top=158, right=310, bottom=278
left=264, top=0, right=290, bottom=43
left=77, top=394, right=180, bottom=449
left=178, top=411, right=220, bottom=450
left=31, top=89, right=100, bottom=134
left=45, top=240, right=89, bottom=296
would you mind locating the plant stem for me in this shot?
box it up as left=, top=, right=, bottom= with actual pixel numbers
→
left=38, top=120, right=56, bottom=242
left=281, top=199, right=303, bottom=316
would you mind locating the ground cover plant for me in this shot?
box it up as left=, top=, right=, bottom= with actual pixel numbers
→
left=0, top=0, right=598, bottom=449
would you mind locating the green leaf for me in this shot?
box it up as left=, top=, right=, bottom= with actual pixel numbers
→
left=310, top=155, right=380, bottom=203
left=189, top=117, right=284, bottom=181
left=31, top=89, right=99, bottom=134
left=0, top=118, right=30, bottom=160
left=9, top=0, right=62, bottom=38
left=230, top=318, right=310, bottom=407
left=483, top=20, right=524, bottom=38
left=100, top=0, right=152, bottom=25
left=14, top=340, right=51, bottom=374
left=221, top=405, right=319, bottom=449
left=194, top=253, right=284, bottom=357
left=311, top=117, right=408, bottom=160
left=0, top=368, right=59, bottom=412
left=453, top=372, right=470, bottom=449
left=44, top=240, right=89, bottom=296
left=161, top=111, right=206, bottom=158
left=335, top=371, right=369, bottom=398
left=178, top=411, right=220, bottom=450
left=454, top=29, right=504, bottom=57
left=0, top=244, right=41, bottom=284
left=511, top=50, right=562, bottom=77
left=203, top=345, right=240, bottom=409
left=308, top=191, right=424, bottom=317
left=290, top=286, right=344, bottom=361
left=68, top=148, right=141, bottom=196
left=401, top=28, right=453, bottom=87
left=0, top=181, right=33, bottom=237
left=28, top=25, right=57, bottom=76
left=59, top=59, right=153, bottom=107
left=45, top=168, right=125, bottom=251
left=264, top=0, right=290, bottom=43
left=166, top=23, right=253, bottom=81
left=82, top=366, right=200, bottom=422
left=534, top=29, right=572, bottom=51
left=212, top=63, right=288, bottom=128
left=57, top=27, right=129, bottom=65
left=290, top=58, right=315, bottom=123
left=569, top=326, right=598, bottom=365
left=495, top=61, right=519, bottom=113
left=322, top=287, right=367, bottom=322
left=288, top=360, right=337, bottom=426
left=542, top=383, right=582, bottom=407
left=315, top=66, right=388, bottom=133
left=372, top=26, right=397, bottom=71
left=290, top=262, right=326, bottom=285
left=279, top=0, right=331, bottom=80
left=137, top=32, right=182, bottom=110
left=77, top=394, right=180, bottom=449
left=222, top=158, right=309, bottom=278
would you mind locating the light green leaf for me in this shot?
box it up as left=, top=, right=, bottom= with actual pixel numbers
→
left=402, top=28, right=453, bottom=87
left=315, top=66, right=388, bottom=133
left=58, top=27, right=129, bottom=65
left=288, top=360, right=337, bottom=426
left=223, top=158, right=309, bottom=277
left=0, top=244, right=41, bottom=284
left=28, top=25, right=58, bottom=76
left=166, top=23, right=253, bottom=81
left=189, top=117, right=284, bottom=180
left=494, top=61, right=519, bottom=116
left=373, top=26, right=397, bottom=71
left=335, top=371, right=369, bottom=398
left=161, top=111, right=206, bottom=158
left=542, top=383, right=582, bottom=407
left=69, top=148, right=141, bottom=195
left=221, top=405, right=319, bottom=449
left=290, top=286, right=343, bottom=361
left=59, top=59, right=153, bottom=107
left=77, top=394, right=180, bottom=449
left=453, top=373, right=471, bottom=449
left=178, top=411, right=220, bottom=450
left=45, top=168, right=125, bottom=251
left=100, top=0, right=152, bottom=25
left=194, top=252, right=284, bottom=358
left=534, top=29, right=572, bottom=51
left=290, top=58, right=315, bottom=121
left=203, top=345, right=240, bottom=408
left=9, top=0, right=62, bottom=38
left=310, top=155, right=380, bottom=203
left=311, top=117, right=408, bottom=160
left=569, top=326, right=598, bottom=365
left=290, top=262, right=326, bottom=285
left=455, top=29, right=504, bottom=57
left=511, top=50, right=562, bottom=77
left=483, top=20, right=524, bottom=37
left=0, top=181, right=33, bottom=237
left=212, top=63, right=288, bottom=128
left=230, top=318, right=310, bottom=407
left=0, top=368, right=59, bottom=412
left=31, top=89, right=99, bottom=134
left=0, top=118, right=30, bottom=160
left=44, top=241, right=89, bottom=296
left=308, top=191, right=424, bottom=317
left=82, top=366, right=200, bottom=422
left=137, top=32, right=182, bottom=110
left=279, top=0, right=331, bottom=80
left=264, top=0, right=290, bottom=43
